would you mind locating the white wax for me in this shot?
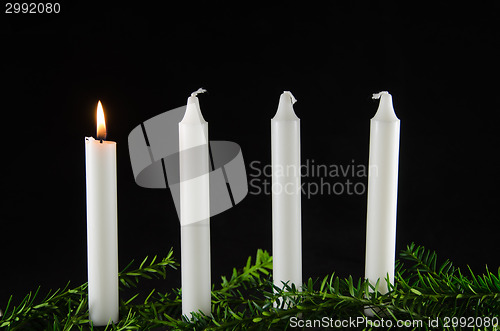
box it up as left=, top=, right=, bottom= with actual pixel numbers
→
left=179, top=91, right=211, bottom=318
left=365, top=91, right=400, bottom=294
left=271, top=91, right=302, bottom=296
left=85, top=137, right=119, bottom=326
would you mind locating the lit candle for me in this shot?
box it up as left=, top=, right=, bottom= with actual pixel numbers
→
left=85, top=101, right=119, bottom=325
left=365, top=91, right=400, bottom=295
left=271, top=91, right=302, bottom=299
left=179, top=88, right=211, bottom=318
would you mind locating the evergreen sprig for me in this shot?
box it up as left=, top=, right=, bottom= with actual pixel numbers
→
left=1, top=244, right=499, bottom=330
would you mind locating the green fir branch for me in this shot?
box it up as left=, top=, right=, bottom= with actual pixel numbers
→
left=1, top=244, right=499, bottom=330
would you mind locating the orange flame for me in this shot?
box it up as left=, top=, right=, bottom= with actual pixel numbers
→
left=96, top=100, right=106, bottom=140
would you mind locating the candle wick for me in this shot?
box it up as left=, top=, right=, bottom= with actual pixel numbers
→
left=100, top=139, right=103, bottom=144
left=191, top=88, right=207, bottom=97
left=283, top=91, right=297, bottom=104
left=372, top=91, right=389, bottom=100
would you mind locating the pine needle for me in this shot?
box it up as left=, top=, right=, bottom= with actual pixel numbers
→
left=1, top=244, right=499, bottom=330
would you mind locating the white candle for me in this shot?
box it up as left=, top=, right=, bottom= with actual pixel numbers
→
left=85, top=101, right=119, bottom=326
left=271, top=91, right=302, bottom=297
left=179, top=88, right=211, bottom=318
left=365, top=91, right=400, bottom=295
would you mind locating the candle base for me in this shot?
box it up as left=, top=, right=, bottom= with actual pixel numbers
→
left=363, top=305, right=389, bottom=318
left=89, top=319, right=119, bottom=327
left=181, top=221, right=212, bottom=320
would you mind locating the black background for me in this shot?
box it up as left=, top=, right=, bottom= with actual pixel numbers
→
left=2, top=2, right=499, bottom=310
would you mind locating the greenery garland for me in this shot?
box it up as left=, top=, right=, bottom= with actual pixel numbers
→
left=1, top=243, right=499, bottom=330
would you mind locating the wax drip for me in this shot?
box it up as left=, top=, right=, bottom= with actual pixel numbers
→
left=283, top=91, right=297, bottom=104
left=372, top=91, right=389, bottom=99
left=191, top=88, right=207, bottom=97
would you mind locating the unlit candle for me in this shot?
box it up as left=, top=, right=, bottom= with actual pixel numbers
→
left=179, top=89, right=211, bottom=318
left=365, top=91, right=400, bottom=295
left=271, top=91, right=302, bottom=301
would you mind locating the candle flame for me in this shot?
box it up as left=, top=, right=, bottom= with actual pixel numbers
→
left=96, top=100, right=106, bottom=140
